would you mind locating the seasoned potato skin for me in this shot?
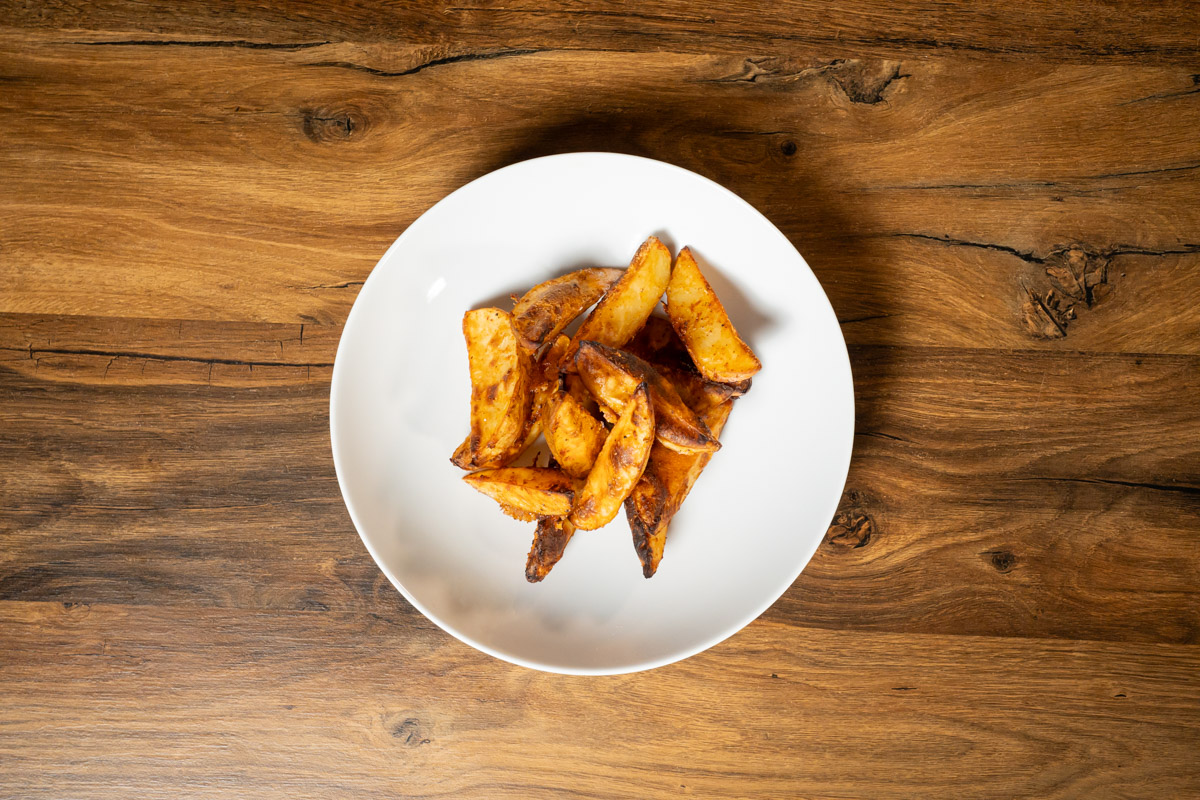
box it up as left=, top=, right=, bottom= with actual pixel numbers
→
left=665, top=247, right=761, bottom=383
left=512, top=268, right=623, bottom=351
left=463, top=467, right=577, bottom=517
left=451, top=308, right=534, bottom=470
left=569, top=383, right=655, bottom=531
left=567, top=236, right=672, bottom=362
left=525, top=516, right=576, bottom=582
left=574, top=341, right=719, bottom=455
left=625, top=399, right=733, bottom=577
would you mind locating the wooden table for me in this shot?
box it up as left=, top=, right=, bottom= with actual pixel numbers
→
left=3, top=2, right=1199, bottom=797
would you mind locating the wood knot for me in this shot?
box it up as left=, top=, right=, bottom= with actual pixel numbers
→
left=301, top=107, right=368, bottom=143
left=780, top=140, right=797, bottom=157
left=391, top=717, right=431, bottom=747
left=1021, top=246, right=1111, bottom=339
left=982, top=549, right=1018, bottom=573
left=825, top=503, right=875, bottom=551
left=826, top=59, right=907, bottom=105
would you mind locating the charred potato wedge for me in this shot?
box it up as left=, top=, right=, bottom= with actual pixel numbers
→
left=574, top=341, right=719, bottom=455
left=451, top=308, right=534, bottom=470
left=544, top=389, right=609, bottom=479
left=525, top=516, right=576, bottom=583
left=569, top=383, right=655, bottom=531
left=665, top=247, right=761, bottom=383
left=463, top=467, right=577, bottom=517
left=512, top=268, right=623, bottom=351
left=626, top=399, right=733, bottom=577
left=567, top=236, right=672, bottom=361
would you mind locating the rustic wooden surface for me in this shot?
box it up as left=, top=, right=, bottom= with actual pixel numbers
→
left=2, top=2, right=1199, bottom=797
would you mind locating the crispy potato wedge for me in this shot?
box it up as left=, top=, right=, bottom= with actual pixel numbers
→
left=567, top=236, right=672, bottom=361
left=569, top=383, right=655, bottom=531
left=665, top=247, right=761, bottom=383
left=628, top=315, right=752, bottom=399
left=574, top=341, right=719, bottom=455
left=626, top=399, right=733, bottom=577
left=655, top=361, right=738, bottom=414
left=463, top=467, right=576, bottom=517
left=519, top=333, right=572, bottom=449
left=451, top=308, right=534, bottom=470
left=525, top=516, right=576, bottom=583
left=544, top=389, right=609, bottom=479
left=512, top=268, right=623, bottom=351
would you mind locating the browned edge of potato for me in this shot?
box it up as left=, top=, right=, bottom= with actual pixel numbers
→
left=628, top=315, right=752, bottom=399
left=463, top=467, right=577, bottom=518
left=665, top=247, right=762, bottom=383
left=625, top=398, right=734, bottom=577
left=451, top=308, right=534, bottom=470
left=512, top=268, right=623, bottom=351
left=525, top=516, right=576, bottom=583
left=569, top=383, right=656, bottom=531
left=574, top=340, right=719, bottom=455
left=566, top=236, right=672, bottom=362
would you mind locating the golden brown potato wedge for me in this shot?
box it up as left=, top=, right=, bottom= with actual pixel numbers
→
left=654, top=362, right=738, bottom=415
left=463, top=467, right=577, bottom=517
left=625, top=399, right=733, bottom=577
left=574, top=341, right=719, bottom=455
left=512, top=268, right=624, bottom=351
left=628, top=315, right=752, bottom=399
left=665, top=247, right=761, bottom=383
left=451, top=308, right=534, bottom=470
left=525, top=516, right=576, bottom=583
left=567, top=236, right=672, bottom=361
left=543, top=388, right=609, bottom=479
left=569, top=383, right=655, bottom=531
left=519, top=333, right=572, bottom=450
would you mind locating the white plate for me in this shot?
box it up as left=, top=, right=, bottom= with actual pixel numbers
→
left=330, top=153, right=854, bottom=675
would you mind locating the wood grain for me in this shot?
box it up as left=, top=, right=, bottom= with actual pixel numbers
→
left=2, top=1, right=1199, bottom=797
left=2, top=601, right=1198, bottom=800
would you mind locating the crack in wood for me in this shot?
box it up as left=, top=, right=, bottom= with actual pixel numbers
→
left=306, top=49, right=543, bottom=78
left=703, top=57, right=907, bottom=104
left=1016, top=476, right=1200, bottom=496
left=3, top=346, right=333, bottom=369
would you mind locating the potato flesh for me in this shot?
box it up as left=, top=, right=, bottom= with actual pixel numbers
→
left=574, top=341, right=718, bottom=455
left=451, top=308, right=533, bottom=470
left=665, top=247, right=761, bottom=383
left=626, top=399, right=733, bottom=577
left=569, top=384, right=655, bottom=531
left=463, top=467, right=576, bottom=517
left=567, top=236, right=671, bottom=360
left=512, top=268, right=623, bottom=350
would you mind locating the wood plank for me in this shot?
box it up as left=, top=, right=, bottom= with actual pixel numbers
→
left=1, top=601, right=1197, bottom=799
left=2, top=316, right=1196, bottom=644
left=3, top=0, right=1200, bottom=63
left=2, top=48, right=1198, bottom=354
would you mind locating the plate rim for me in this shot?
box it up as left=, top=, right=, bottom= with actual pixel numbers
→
left=330, top=151, right=855, bottom=675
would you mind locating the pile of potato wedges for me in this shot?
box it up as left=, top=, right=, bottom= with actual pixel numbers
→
left=452, top=236, right=761, bottom=581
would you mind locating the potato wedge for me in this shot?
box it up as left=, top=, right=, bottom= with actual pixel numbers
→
left=574, top=341, right=719, bottom=455
left=626, top=399, right=733, bottom=577
left=525, top=516, right=575, bottom=583
left=569, top=383, right=655, bottom=531
left=463, top=467, right=576, bottom=517
left=628, top=315, right=752, bottom=399
left=519, top=333, right=572, bottom=450
left=567, top=236, right=671, bottom=361
left=543, top=389, right=608, bottom=479
left=665, top=247, right=761, bottom=383
left=512, top=268, right=623, bottom=351
left=451, top=308, right=534, bottom=470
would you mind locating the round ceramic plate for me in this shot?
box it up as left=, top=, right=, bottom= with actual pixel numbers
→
left=330, top=152, right=854, bottom=675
